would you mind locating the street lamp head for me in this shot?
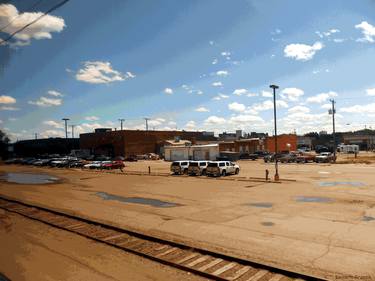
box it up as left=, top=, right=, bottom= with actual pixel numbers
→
left=269, top=84, right=279, bottom=89
left=62, top=118, right=70, bottom=121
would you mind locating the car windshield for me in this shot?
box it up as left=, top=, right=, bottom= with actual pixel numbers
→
left=207, top=162, right=218, bottom=167
left=189, top=162, right=198, bottom=166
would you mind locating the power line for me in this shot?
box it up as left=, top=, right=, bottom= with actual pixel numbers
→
left=0, top=0, right=45, bottom=33
left=0, top=0, right=70, bottom=46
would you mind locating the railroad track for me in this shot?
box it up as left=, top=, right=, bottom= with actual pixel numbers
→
left=0, top=196, right=323, bottom=281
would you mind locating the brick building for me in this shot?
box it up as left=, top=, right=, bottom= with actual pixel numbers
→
left=218, top=138, right=264, bottom=153
left=265, top=134, right=297, bottom=152
left=79, top=129, right=216, bottom=157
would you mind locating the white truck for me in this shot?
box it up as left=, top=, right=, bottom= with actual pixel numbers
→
left=206, top=161, right=240, bottom=177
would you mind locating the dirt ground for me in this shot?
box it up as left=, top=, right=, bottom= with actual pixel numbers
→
left=0, top=208, right=206, bottom=281
left=1, top=159, right=375, bottom=280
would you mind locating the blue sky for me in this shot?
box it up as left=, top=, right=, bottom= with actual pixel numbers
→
left=1, top=0, right=375, bottom=140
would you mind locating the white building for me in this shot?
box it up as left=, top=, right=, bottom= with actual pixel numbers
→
left=164, top=144, right=219, bottom=161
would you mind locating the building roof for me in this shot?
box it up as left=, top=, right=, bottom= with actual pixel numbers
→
left=164, top=139, right=191, bottom=146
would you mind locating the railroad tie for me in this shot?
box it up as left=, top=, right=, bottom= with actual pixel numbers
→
left=268, top=273, right=285, bottom=281
left=186, top=255, right=210, bottom=267
left=197, top=258, right=223, bottom=271
left=155, top=247, right=179, bottom=258
left=176, top=253, right=199, bottom=264
left=212, top=262, right=237, bottom=276
left=227, top=266, right=251, bottom=280
left=244, top=269, right=269, bottom=281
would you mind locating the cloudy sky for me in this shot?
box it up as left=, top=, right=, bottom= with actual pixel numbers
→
left=1, top=0, right=375, bottom=141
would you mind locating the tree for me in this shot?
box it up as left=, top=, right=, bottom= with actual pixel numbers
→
left=0, top=129, right=10, bottom=159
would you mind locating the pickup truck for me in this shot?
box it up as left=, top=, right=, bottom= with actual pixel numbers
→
left=296, top=153, right=316, bottom=163
left=315, top=152, right=336, bottom=163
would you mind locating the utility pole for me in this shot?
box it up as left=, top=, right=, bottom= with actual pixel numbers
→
left=70, top=125, right=76, bottom=138
left=34, top=133, right=38, bottom=140
left=329, top=99, right=336, bottom=162
left=62, top=118, right=69, bottom=139
left=270, top=84, right=280, bottom=181
left=118, top=119, right=125, bottom=130
left=144, top=118, right=150, bottom=131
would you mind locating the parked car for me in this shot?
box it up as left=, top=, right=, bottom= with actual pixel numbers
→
left=263, top=153, right=286, bottom=163
left=83, top=161, right=103, bottom=169
left=102, top=161, right=125, bottom=170
left=188, top=161, right=208, bottom=176
left=239, top=153, right=258, bottom=160
left=170, top=161, right=190, bottom=175
left=147, top=153, right=160, bottom=160
left=315, top=152, right=336, bottom=163
left=206, top=161, right=240, bottom=177
left=279, top=152, right=299, bottom=163
left=315, top=145, right=330, bottom=154
left=33, top=159, right=53, bottom=166
left=125, top=155, right=138, bottom=162
left=296, top=153, right=316, bottom=163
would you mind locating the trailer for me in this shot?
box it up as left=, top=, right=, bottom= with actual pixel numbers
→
left=338, top=144, right=359, bottom=154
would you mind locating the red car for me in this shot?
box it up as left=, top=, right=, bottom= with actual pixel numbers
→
left=102, top=161, right=125, bottom=170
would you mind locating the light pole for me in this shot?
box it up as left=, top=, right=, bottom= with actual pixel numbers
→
left=70, top=124, right=76, bottom=138
left=270, top=84, right=279, bottom=181
left=118, top=119, right=125, bottom=131
left=62, top=118, right=70, bottom=139
left=144, top=118, right=150, bottom=131
left=329, top=99, right=336, bottom=162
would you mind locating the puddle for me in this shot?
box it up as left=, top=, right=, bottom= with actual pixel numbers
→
left=295, top=196, right=333, bottom=203
left=95, top=192, right=180, bottom=208
left=247, top=202, right=273, bottom=208
left=261, top=221, right=274, bottom=226
left=363, top=216, right=375, bottom=222
left=0, top=173, right=59, bottom=184
left=319, top=181, right=365, bottom=187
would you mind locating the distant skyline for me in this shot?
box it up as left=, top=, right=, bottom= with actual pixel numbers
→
left=1, top=0, right=375, bottom=141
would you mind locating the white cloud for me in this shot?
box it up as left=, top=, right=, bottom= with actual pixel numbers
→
left=288, top=105, right=310, bottom=114
left=75, top=61, right=134, bottom=84
left=229, top=114, right=263, bottom=124
left=321, top=103, right=332, bottom=110
left=212, top=58, right=218, bottom=65
left=228, top=102, right=246, bottom=112
left=340, top=103, right=375, bottom=114
left=0, top=4, right=65, bottom=46
left=204, top=116, right=226, bottom=125
left=366, top=88, right=375, bottom=96
left=0, top=95, right=16, bottom=104
left=232, top=88, right=257, bottom=97
left=216, top=70, right=229, bottom=77
left=221, top=51, right=231, bottom=56
left=195, top=106, right=209, bottom=112
left=261, top=91, right=273, bottom=98
left=212, top=81, right=223, bottom=87
left=43, top=120, right=63, bottom=129
left=47, top=90, right=63, bottom=97
left=280, top=87, right=304, bottom=101
left=185, top=121, right=196, bottom=129
left=85, top=116, right=100, bottom=121
left=284, top=42, right=324, bottom=61
left=164, top=88, right=173, bottom=95
left=28, top=96, right=62, bottom=107
left=212, top=93, right=229, bottom=100
left=306, top=91, right=337, bottom=103
left=252, top=100, right=288, bottom=111
left=355, top=21, right=375, bottom=43
left=315, top=29, right=340, bottom=38
left=0, top=106, right=19, bottom=111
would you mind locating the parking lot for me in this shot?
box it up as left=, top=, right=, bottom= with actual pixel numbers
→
left=1, top=156, right=375, bottom=279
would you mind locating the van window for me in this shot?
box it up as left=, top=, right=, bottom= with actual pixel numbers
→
left=171, top=162, right=179, bottom=166
left=189, top=162, right=198, bottom=166
left=226, top=162, right=229, bottom=166
left=181, top=162, right=188, bottom=166
left=199, top=162, right=206, bottom=166
left=208, top=162, right=218, bottom=167
left=219, top=162, right=225, bottom=167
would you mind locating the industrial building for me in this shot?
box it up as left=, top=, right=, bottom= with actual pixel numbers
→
left=79, top=129, right=217, bottom=157
left=265, top=134, right=297, bottom=152
left=12, top=138, right=80, bottom=157
left=164, top=144, right=219, bottom=161
left=342, top=134, right=375, bottom=150
left=218, top=138, right=264, bottom=153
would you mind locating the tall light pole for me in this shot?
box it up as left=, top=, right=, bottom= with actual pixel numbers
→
left=62, top=118, right=69, bottom=139
left=118, top=119, right=125, bottom=131
left=70, top=124, right=76, bottom=138
left=144, top=118, right=150, bottom=131
left=329, top=99, right=336, bottom=162
left=270, top=84, right=279, bottom=181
